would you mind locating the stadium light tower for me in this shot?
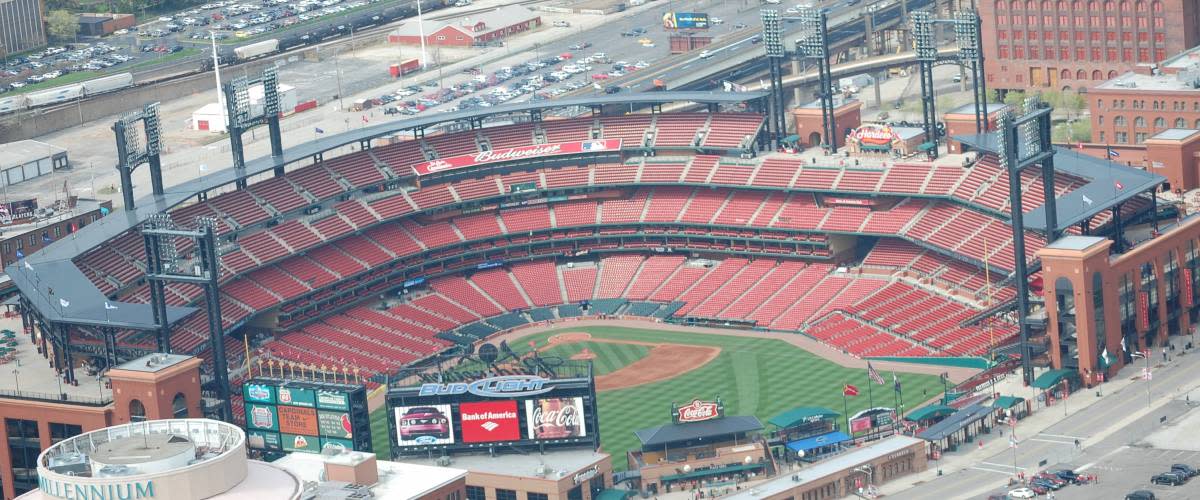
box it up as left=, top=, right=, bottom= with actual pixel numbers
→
left=142, top=214, right=232, bottom=422
left=761, top=8, right=785, bottom=146
left=910, top=11, right=939, bottom=158
left=222, top=66, right=285, bottom=186
left=953, top=10, right=988, bottom=134
left=112, top=102, right=164, bottom=209
left=996, top=96, right=1058, bottom=386
left=796, top=7, right=836, bottom=154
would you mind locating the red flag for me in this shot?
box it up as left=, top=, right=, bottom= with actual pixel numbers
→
left=362, top=115, right=369, bottom=123
left=843, top=384, right=859, bottom=396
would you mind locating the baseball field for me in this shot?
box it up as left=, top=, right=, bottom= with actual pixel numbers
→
left=369, top=324, right=948, bottom=467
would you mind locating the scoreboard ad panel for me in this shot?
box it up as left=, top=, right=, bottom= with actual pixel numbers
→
left=386, top=372, right=600, bottom=456
left=242, top=378, right=371, bottom=454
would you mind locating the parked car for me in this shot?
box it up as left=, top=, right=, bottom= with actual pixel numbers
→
left=1029, top=476, right=1063, bottom=491
left=552, top=20, right=570, bottom=27
left=1006, top=488, right=1036, bottom=499
left=1051, top=469, right=1081, bottom=484
left=1171, top=464, right=1198, bottom=478
left=1125, top=491, right=1155, bottom=500
left=398, top=407, right=450, bottom=440
left=1151, top=472, right=1186, bottom=486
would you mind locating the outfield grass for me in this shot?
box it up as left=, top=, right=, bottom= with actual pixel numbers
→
left=369, top=326, right=946, bottom=468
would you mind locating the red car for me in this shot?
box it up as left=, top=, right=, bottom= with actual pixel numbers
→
left=591, top=73, right=610, bottom=80
left=399, top=407, right=450, bottom=441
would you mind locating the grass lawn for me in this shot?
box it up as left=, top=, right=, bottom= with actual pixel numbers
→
left=368, top=326, right=946, bottom=469
left=538, top=340, right=650, bottom=376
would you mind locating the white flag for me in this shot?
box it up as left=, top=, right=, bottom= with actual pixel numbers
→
left=59, top=298, right=70, bottom=308
left=104, top=302, right=118, bottom=310
left=1081, top=194, right=1093, bottom=206
left=23, top=261, right=32, bottom=271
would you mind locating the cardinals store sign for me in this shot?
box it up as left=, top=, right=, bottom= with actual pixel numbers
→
left=672, top=398, right=725, bottom=424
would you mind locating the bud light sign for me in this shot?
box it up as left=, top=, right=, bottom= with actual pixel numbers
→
left=418, top=375, right=554, bottom=398
left=672, top=398, right=724, bottom=424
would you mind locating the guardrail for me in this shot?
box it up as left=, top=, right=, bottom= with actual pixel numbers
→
left=0, top=388, right=111, bottom=406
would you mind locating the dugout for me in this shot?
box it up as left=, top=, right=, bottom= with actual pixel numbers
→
left=628, top=402, right=769, bottom=495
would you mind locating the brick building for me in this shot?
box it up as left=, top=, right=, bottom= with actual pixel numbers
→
left=0, top=352, right=202, bottom=497
left=980, top=0, right=1200, bottom=92
left=1089, top=45, right=1200, bottom=147
left=0, top=0, right=46, bottom=57
left=387, top=4, right=541, bottom=47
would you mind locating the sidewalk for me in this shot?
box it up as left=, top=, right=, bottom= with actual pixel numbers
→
left=875, top=350, right=1200, bottom=497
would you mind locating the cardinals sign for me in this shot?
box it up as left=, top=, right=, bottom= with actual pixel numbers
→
left=411, top=139, right=623, bottom=176
left=672, top=398, right=725, bottom=424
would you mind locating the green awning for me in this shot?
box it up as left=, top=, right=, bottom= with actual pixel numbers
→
left=992, top=396, right=1025, bottom=409
left=768, top=406, right=840, bottom=428
left=904, top=404, right=956, bottom=422
left=660, top=462, right=764, bottom=482
left=782, top=134, right=801, bottom=143
left=1032, top=369, right=1078, bottom=389
left=917, top=141, right=936, bottom=151
left=860, top=144, right=891, bottom=151
left=595, top=490, right=630, bottom=500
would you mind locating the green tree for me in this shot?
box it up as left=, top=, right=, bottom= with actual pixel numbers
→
left=1061, top=91, right=1087, bottom=118
left=46, top=10, right=78, bottom=42
left=1002, top=90, right=1027, bottom=109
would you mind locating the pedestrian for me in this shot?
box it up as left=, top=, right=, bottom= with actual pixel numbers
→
left=1163, top=346, right=1169, bottom=361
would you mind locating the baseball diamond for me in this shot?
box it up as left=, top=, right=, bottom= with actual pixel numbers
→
left=368, top=324, right=947, bottom=467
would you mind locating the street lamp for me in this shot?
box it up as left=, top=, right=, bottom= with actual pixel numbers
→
left=1132, top=349, right=1152, bottom=407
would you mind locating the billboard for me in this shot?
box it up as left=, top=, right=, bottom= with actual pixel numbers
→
left=663, top=12, right=710, bottom=29
left=411, top=139, right=622, bottom=176
left=525, top=397, right=587, bottom=440
left=395, top=404, right=455, bottom=446
left=672, top=399, right=724, bottom=424
left=387, top=369, right=599, bottom=456
left=460, top=401, right=521, bottom=443
left=241, top=378, right=371, bottom=455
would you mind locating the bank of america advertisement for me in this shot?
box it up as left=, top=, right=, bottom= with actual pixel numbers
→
left=524, top=397, right=587, bottom=440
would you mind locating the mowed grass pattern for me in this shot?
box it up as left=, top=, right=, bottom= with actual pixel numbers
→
left=368, top=326, right=946, bottom=469
left=539, top=341, right=651, bottom=375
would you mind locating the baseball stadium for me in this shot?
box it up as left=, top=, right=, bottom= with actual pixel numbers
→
left=5, top=90, right=1174, bottom=472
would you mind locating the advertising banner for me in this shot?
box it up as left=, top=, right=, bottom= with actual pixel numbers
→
left=245, top=404, right=279, bottom=432
left=318, top=410, right=354, bottom=439
left=672, top=399, right=724, bottom=424
left=525, top=397, right=587, bottom=440
left=320, top=437, right=355, bottom=452
left=282, top=433, right=322, bottom=454
left=247, top=430, right=282, bottom=451
left=277, top=386, right=316, bottom=408
left=850, top=416, right=873, bottom=433
left=460, top=401, right=521, bottom=443
left=1184, top=268, right=1194, bottom=308
left=243, top=383, right=277, bottom=404
left=411, top=139, right=622, bottom=176
left=1138, top=291, right=1150, bottom=331
left=849, top=124, right=901, bottom=151
left=663, top=12, right=710, bottom=29
left=395, top=404, right=455, bottom=446
left=278, top=406, right=319, bottom=435
left=316, top=390, right=351, bottom=411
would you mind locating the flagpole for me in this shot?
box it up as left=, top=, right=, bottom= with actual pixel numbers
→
left=867, top=370, right=875, bottom=409
left=243, top=333, right=253, bottom=378
left=843, top=382, right=850, bottom=436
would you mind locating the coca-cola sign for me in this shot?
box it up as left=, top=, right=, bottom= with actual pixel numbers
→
left=524, top=397, right=588, bottom=440
left=672, top=398, right=724, bottom=424
left=411, top=139, right=623, bottom=176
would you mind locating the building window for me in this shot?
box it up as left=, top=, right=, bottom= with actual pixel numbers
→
left=1114, top=115, right=1126, bottom=126
left=1099, top=131, right=1105, bottom=141
left=436, top=35, right=446, bottom=40
left=7, top=418, right=40, bottom=495
left=496, top=489, right=517, bottom=500
left=172, top=393, right=189, bottom=418
left=1116, top=132, right=1128, bottom=143
left=1136, top=132, right=1147, bottom=142
left=49, top=423, right=82, bottom=444
left=1135, top=117, right=1147, bottom=127
left=130, top=399, right=147, bottom=422
left=527, top=494, right=549, bottom=500
left=1154, top=117, right=1166, bottom=128
left=1177, top=118, right=1187, bottom=128
left=466, top=486, right=486, bottom=500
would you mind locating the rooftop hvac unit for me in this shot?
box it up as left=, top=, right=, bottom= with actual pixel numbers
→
left=435, top=456, right=452, bottom=466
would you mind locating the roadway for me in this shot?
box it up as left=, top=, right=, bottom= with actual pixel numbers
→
left=887, top=346, right=1200, bottom=499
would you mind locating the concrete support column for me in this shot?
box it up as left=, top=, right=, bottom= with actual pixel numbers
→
left=792, top=59, right=803, bottom=106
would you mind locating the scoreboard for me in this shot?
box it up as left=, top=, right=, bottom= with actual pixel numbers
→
left=242, top=377, right=371, bottom=454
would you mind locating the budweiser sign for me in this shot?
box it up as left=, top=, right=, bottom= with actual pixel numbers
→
left=673, top=398, right=724, bottom=424
left=411, top=139, right=623, bottom=176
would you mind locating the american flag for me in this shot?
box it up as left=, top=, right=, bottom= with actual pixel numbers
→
left=868, top=362, right=885, bottom=385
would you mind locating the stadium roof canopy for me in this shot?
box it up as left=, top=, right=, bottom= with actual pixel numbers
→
left=768, top=406, right=840, bottom=428
left=6, top=92, right=766, bottom=328
left=955, top=134, right=1165, bottom=233
left=634, top=415, right=764, bottom=448
left=915, top=402, right=996, bottom=442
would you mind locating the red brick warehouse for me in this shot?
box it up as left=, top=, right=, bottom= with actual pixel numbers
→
left=387, top=5, right=541, bottom=47
left=979, top=0, right=1200, bottom=92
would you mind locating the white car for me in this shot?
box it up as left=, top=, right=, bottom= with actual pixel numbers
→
left=1007, top=488, right=1036, bottom=499
left=699, top=50, right=713, bottom=59
left=158, top=16, right=173, bottom=22
left=711, top=16, right=723, bottom=24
